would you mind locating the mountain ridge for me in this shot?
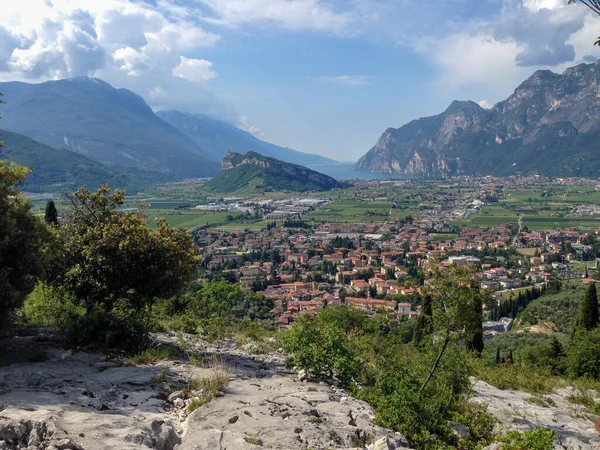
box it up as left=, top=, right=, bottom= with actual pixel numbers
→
left=0, top=128, right=162, bottom=192
left=355, top=61, right=600, bottom=177
left=156, top=110, right=337, bottom=166
left=0, top=77, right=220, bottom=178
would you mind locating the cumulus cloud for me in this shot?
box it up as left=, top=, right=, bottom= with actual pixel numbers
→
left=172, top=56, right=216, bottom=82
left=313, top=75, right=374, bottom=86
left=412, top=0, right=600, bottom=103
left=478, top=100, right=493, bottom=109
left=493, top=1, right=586, bottom=67
left=0, top=0, right=226, bottom=115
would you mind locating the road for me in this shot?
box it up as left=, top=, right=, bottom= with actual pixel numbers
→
left=511, top=214, right=523, bottom=247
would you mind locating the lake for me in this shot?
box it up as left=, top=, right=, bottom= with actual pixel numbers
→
left=305, top=162, right=412, bottom=181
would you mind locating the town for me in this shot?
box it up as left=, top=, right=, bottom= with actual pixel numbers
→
left=189, top=175, right=600, bottom=337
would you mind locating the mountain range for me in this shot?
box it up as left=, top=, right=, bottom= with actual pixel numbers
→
left=156, top=110, right=335, bottom=166
left=355, top=60, right=600, bottom=177
left=0, top=77, right=335, bottom=190
left=205, top=151, right=342, bottom=193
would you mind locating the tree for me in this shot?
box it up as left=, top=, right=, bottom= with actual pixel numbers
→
left=569, top=1, right=600, bottom=44
left=44, top=199, right=59, bottom=225
left=413, top=294, right=433, bottom=345
left=575, top=282, right=599, bottom=333
left=52, top=185, right=199, bottom=313
left=420, top=265, right=488, bottom=391
left=495, top=347, right=501, bottom=365
left=0, top=161, right=49, bottom=331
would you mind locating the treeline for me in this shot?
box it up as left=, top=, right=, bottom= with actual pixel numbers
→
left=282, top=219, right=309, bottom=229
left=489, top=281, right=561, bottom=321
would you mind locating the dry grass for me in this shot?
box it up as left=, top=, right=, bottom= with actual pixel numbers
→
left=186, top=358, right=231, bottom=412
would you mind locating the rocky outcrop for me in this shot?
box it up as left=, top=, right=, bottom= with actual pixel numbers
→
left=0, top=334, right=409, bottom=450
left=355, top=60, right=600, bottom=177
left=471, top=379, right=600, bottom=450
left=207, top=151, right=342, bottom=192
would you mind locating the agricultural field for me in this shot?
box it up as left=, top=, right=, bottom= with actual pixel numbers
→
left=145, top=210, right=234, bottom=230
left=454, top=184, right=600, bottom=230
left=306, top=200, right=414, bottom=223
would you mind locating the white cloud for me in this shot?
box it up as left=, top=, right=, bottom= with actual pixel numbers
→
left=172, top=56, right=216, bottom=82
left=478, top=100, right=493, bottom=109
left=414, top=34, right=528, bottom=93
left=523, top=0, right=564, bottom=12
left=0, top=0, right=226, bottom=115
left=314, top=75, right=373, bottom=86
left=196, top=0, right=355, bottom=33
left=238, top=116, right=263, bottom=136
left=411, top=0, right=600, bottom=104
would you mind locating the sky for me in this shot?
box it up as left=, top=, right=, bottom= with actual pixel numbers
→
left=1, top=0, right=600, bottom=161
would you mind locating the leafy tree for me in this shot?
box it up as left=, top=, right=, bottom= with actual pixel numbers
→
left=575, top=282, right=598, bottom=333
left=421, top=265, right=487, bottom=390
left=0, top=161, right=50, bottom=332
left=567, top=327, right=600, bottom=380
left=52, top=185, right=198, bottom=312
left=44, top=199, right=59, bottom=225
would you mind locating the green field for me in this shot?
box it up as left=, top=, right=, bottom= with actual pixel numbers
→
left=307, top=200, right=420, bottom=223
left=452, top=185, right=600, bottom=229
left=145, top=210, right=234, bottom=230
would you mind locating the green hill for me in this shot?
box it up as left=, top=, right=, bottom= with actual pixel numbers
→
left=0, top=129, right=165, bottom=192
left=205, top=151, right=342, bottom=193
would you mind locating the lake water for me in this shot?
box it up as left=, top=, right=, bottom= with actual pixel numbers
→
left=305, top=162, right=412, bottom=181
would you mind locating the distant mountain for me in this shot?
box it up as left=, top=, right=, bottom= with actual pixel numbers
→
left=205, top=151, right=342, bottom=193
left=156, top=110, right=337, bottom=166
left=0, top=129, right=161, bottom=192
left=355, top=61, right=600, bottom=177
left=0, top=77, right=219, bottom=178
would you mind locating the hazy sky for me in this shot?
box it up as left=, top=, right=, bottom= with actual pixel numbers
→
left=1, top=0, right=600, bottom=161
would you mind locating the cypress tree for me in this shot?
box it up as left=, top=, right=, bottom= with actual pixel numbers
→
left=495, top=347, right=501, bottom=365
left=508, top=349, right=514, bottom=364
left=577, top=282, right=599, bottom=332
left=549, top=336, right=565, bottom=375
left=413, top=294, right=433, bottom=345
left=469, top=294, right=484, bottom=354
left=44, top=199, right=58, bottom=225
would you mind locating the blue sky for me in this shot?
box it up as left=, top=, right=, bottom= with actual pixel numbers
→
left=1, top=0, right=600, bottom=161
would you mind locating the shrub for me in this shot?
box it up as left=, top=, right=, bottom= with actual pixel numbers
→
left=498, top=428, right=557, bottom=450
left=567, top=328, right=600, bottom=380
left=356, top=343, right=473, bottom=448
left=280, top=311, right=361, bottom=386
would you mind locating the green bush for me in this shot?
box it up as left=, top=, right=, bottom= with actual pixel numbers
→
left=280, top=309, right=361, bottom=386
left=498, top=428, right=556, bottom=450
left=567, top=328, right=600, bottom=380
left=357, top=343, right=474, bottom=448
left=23, top=283, right=80, bottom=327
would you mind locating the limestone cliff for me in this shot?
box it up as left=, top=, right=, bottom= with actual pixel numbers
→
left=355, top=61, right=600, bottom=177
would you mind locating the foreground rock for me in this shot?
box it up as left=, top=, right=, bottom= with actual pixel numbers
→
left=0, top=334, right=410, bottom=449
left=471, top=379, right=600, bottom=450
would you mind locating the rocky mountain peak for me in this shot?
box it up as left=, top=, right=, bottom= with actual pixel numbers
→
left=444, top=100, right=484, bottom=116
left=354, top=60, right=600, bottom=178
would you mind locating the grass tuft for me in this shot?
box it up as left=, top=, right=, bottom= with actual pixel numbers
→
left=125, top=343, right=178, bottom=365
